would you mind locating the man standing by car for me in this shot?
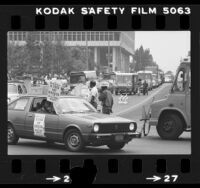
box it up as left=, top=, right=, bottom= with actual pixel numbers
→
left=99, top=82, right=114, bottom=114
left=89, top=80, right=98, bottom=109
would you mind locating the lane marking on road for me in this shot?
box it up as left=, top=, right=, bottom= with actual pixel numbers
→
left=115, top=84, right=170, bottom=116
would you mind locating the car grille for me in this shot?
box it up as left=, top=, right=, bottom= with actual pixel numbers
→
left=99, top=123, right=130, bottom=133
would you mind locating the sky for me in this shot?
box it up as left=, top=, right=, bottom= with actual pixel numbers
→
left=135, top=31, right=190, bottom=74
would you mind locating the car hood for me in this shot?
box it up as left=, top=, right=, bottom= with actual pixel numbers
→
left=62, top=112, right=133, bottom=124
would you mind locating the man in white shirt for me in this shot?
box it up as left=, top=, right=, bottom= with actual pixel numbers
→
left=89, top=80, right=98, bottom=109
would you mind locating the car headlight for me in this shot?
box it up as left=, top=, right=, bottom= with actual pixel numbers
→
left=129, top=122, right=137, bottom=132
left=93, top=124, right=99, bottom=133
left=129, top=123, right=135, bottom=131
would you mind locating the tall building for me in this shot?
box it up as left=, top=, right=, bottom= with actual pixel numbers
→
left=8, top=31, right=135, bottom=73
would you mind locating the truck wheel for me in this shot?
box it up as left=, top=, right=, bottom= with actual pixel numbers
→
left=157, top=113, right=184, bottom=140
left=107, top=143, right=125, bottom=150
left=64, top=129, right=85, bottom=152
left=8, top=124, right=19, bottom=145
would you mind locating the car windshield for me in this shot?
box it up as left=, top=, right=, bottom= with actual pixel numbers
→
left=8, top=84, right=18, bottom=94
left=70, top=75, right=86, bottom=84
left=54, top=98, right=97, bottom=114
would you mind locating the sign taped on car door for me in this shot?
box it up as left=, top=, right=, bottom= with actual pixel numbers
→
left=47, top=81, right=62, bottom=102
left=33, top=113, right=46, bottom=137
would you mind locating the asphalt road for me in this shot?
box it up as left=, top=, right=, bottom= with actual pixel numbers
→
left=8, top=83, right=191, bottom=155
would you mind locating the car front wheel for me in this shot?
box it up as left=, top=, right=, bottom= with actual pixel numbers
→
left=64, top=129, right=85, bottom=152
left=157, top=113, right=184, bottom=140
left=8, top=124, right=19, bottom=145
left=107, top=143, right=125, bottom=150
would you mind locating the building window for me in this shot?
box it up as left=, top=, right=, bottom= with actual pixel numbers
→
left=43, top=32, right=49, bottom=41
left=41, top=32, right=45, bottom=41
left=8, top=32, right=13, bottom=41
left=64, top=32, right=68, bottom=41
left=68, top=32, right=72, bottom=41
left=77, top=32, right=81, bottom=41
left=109, top=32, right=113, bottom=41
left=14, top=32, right=18, bottom=41
left=59, top=32, right=64, bottom=40
left=73, top=32, right=76, bottom=41
left=31, top=32, right=40, bottom=41
left=105, top=32, right=109, bottom=41
left=91, top=32, right=95, bottom=41
left=114, top=32, right=120, bottom=41
left=82, top=32, right=86, bottom=41
left=87, top=32, right=91, bottom=41
left=100, top=32, right=104, bottom=41
left=96, top=32, right=100, bottom=41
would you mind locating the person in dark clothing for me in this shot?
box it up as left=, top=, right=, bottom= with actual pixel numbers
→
left=98, top=82, right=113, bottom=114
left=143, top=80, right=148, bottom=95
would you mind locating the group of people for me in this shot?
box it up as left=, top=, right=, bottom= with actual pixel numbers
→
left=89, top=80, right=114, bottom=114
left=71, top=78, right=114, bottom=115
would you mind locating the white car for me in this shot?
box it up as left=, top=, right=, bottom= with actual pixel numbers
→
left=8, top=82, right=27, bottom=103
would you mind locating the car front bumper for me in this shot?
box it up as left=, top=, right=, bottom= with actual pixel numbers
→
left=83, top=132, right=141, bottom=146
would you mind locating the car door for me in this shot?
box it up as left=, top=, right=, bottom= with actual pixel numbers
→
left=8, top=97, right=30, bottom=136
left=25, top=97, right=59, bottom=140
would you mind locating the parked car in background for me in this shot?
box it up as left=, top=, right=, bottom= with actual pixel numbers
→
left=8, top=81, right=27, bottom=103
left=113, top=72, right=138, bottom=95
left=137, top=70, right=153, bottom=91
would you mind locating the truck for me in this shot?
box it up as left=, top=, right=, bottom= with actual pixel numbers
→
left=137, top=70, right=153, bottom=91
left=145, top=56, right=191, bottom=140
left=69, top=71, right=97, bottom=90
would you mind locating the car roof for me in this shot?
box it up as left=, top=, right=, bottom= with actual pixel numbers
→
left=20, top=94, right=81, bottom=99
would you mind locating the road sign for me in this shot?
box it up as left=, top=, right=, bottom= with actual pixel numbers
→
left=47, top=81, right=62, bottom=102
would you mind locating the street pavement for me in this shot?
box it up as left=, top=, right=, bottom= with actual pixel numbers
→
left=8, top=83, right=191, bottom=155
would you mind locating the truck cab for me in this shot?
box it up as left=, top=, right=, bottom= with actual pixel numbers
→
left=149, top=57, right=191, bottom=140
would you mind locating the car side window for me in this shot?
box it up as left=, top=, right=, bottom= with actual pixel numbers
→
left=18, top=85, right=23, bottom=94
left=8, top=98, right=29, bottom=111
left=30, top=98, right=44, bottom=112
left=173, top=69, right=186, bottom=92
left=30, top=98, right=56, bottom=115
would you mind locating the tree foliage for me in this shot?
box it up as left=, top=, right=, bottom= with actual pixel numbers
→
left=133, top=45, right=158, bottom=72
left=8, top=34, right=89, bottom=77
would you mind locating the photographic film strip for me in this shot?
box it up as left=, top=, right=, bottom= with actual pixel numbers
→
left=0, top=3, right=200, bottom=184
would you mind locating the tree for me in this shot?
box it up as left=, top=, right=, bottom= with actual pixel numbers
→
left=8, top=32, right=90, bottom=77
left=133, top=45, right=157, bottom=72
left=7, top=44, right=28, bottom=76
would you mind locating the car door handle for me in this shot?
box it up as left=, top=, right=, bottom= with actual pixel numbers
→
left=27, top=114, right=33, bottom=117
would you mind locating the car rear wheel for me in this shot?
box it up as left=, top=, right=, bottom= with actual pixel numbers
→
left=64, top=129, right=85, bottom=152
left=8, top=124, right=19, bottom=145
left=157, top=113, right=184, bottom=140
left=107, top=143, right=125, bottom=150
